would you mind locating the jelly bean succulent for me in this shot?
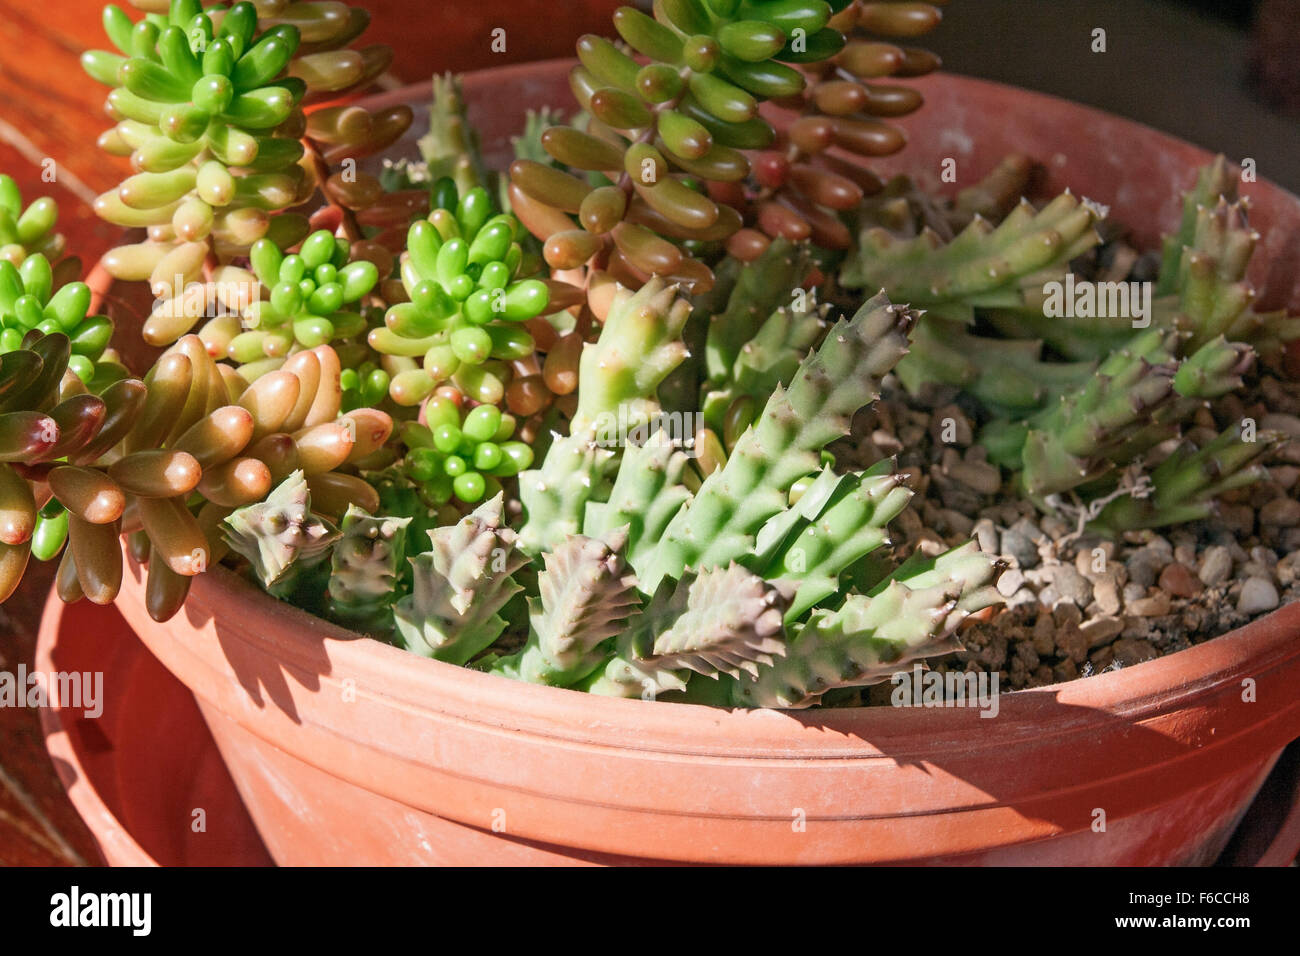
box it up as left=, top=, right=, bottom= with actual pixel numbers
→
left=508, top=0, right=946, bottom=293
left=0, top=176, right=77, bottom=285
left=0, top=255, right=123, bottom=390
left=397, top=396, right=534, bottom=506
left=0, top=327, right=391, bottom=619
left=369, top=184, right=551, bottom=410
left=86, top=0, right=412, bottom=341
left=237, top=229, right=379, bottom=364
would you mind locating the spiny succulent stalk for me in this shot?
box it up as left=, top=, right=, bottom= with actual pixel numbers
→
left=489, top=528, right=639, bottom=687
left=841, top=191, right=1102, bottom=323
left=393, top=494, right=529, bottom=665
left=516, top=426, right=614, bottom=557
left=0, top=254, right=123, bottom=389
left=690, top=542, right=1002, bottom=708
left=370, top=469, right=447, bottom=581
left=1155, top=154, right=1236, bottom=297
left=367, top=184, right=552, bottom=410
left=969, top=324, right=1270, bottom=528
left=1161, top=197, right=1300, bottom=354
left=704, top=290, right=830, bottom=444
left=517, top=278, right=691, bottom=555
left=574, top=276, right=691, bottom=432
left=1016, top=333, right=1181, bottom=497
left=418, top=73, right=493, bottom=200
left=640, top=563, right=792, bottom=679
left=222, top=469, right=339, bottom=588
left=977, top=160, right=1300, bottom=364
left=1090, top=425, right=1284, bottom=533
left=753, top=461, right=913, bottom=620
left=895, top=316, right=1095, bottom=419
left=1173, top=335, right=1255, bottom=399
left=509, top=0, right=944, bottom=292
left=0, top=324, right=389, bottom=618
left=0, top=176, right=77, bottom=284
left=702, top=237, right=812, bottom=384
left=324, top=504, right=410, bottom=634
left=582, top=429, right=693, bottom=580
left=581, top=562, right=792, bottom=700
left=641, top=290, right=916, bottom=590
left=88, top=0, right=409, bottom=278
left=855, top=156, right=1036, bottom=248
left=695, top=239, right=827, bottom=445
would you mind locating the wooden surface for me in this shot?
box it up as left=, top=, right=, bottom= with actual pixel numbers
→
left=0, top=0, right=619, bottom=867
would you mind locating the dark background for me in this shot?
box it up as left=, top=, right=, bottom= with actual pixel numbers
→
left=925, top=0, right=1300, bottom=190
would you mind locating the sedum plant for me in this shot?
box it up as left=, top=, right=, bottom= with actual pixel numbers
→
left=0, top=327, right=390, bottom=620
left=0, top=176, right=78, bottom=286
left=0, top=254, right=123, bottom=390
left=86, top=0, right=413, bottom=354
left=368, top=185, right=551, bottom=410
left=509, top=0, right=947, bottom=292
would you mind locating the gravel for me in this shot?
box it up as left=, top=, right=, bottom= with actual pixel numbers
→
left=1198, top=545, right=1234, bottom=586
left=830, top=370, right=1300, bottom=701
left=1238, top=577, right=1281, bottom=615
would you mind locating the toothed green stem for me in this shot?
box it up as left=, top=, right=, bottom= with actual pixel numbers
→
left=642, top=564, right=791, bottom=679
left=222, top=471, right=340, bottom=590
left=1174, top=336, right=1255, bottom=399
left=582, top=430, right=693, bottom=580
left=1174, top=198, right=1259, bottom=350
left=658, top=254, right=740, bottom=416
left=754, top=462, right=913, bottom=621
left=393, top=494, right=527, bottom=665
left=641, top=292, right=917, bottom=591
left=1156, top=155, right=1235, bottom=296
left=898, top=316, right=1094, bottom=418
left=690, top=543, right=1002, bottom=709
left=584, top=564, right=792, bottom=699
left=580, top=574, right=693, bottom=700
left=1090, top=426, right=1281, bottom=532
left=419, top=73, right=491, bottom=197
left=982, top=304, right=1146, bottom=363
left=490, top=529, right=639, bottom=687
left=516, top=430, right=612, bottom=556
left=574, top=278, right=690, bottom=434
left=518, top=279, right=690, bottom=555
left=325, top=506, right=411, bottom=636
left=703, top=238, right=811, bottom=384
left=703, top=290, right=829, bottom=438
left=1019, top=337, right=1180, bottom=496
left=842, top=193, right=1100, bottom=313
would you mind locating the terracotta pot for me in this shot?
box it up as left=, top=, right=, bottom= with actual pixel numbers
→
left=110, top=62, right=1300, bottom=865
left=37, top=588, right=272, bottom=867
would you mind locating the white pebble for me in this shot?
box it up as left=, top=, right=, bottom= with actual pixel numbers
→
left=1237, top=577, right=1280, bottom=615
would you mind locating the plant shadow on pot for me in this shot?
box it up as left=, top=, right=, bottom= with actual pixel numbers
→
left=111, top=62, right=1300, bottom=866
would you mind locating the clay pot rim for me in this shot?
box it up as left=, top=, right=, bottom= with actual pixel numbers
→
left=177, top=558, right=1300, bottom=745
